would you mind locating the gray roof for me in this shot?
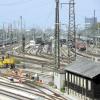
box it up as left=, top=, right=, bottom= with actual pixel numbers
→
left=65, top=57, right=100, bottom=79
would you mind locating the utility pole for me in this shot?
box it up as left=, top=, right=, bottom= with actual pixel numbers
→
left=7, top=25, right=9, bottom=45
left=68, top=0, right=76, bottom=63
left=22, top=34, right=25, bottom=53
left=20, top=16, right=25, bottom=53
left=98, top=23, right=100, bottom=35
left=93, top=10, right=96, bottom=35
left=20, top=16, right=25, bottom=68
left=94, top=10, right=96, bottom=26
left=17, top=20, right=20, bottom=42
left=9, top=24, right=13, bottom=44
left=33, top=29, right=36, bottom=41
left=55, top=0, right=60, bottom=70
left=93, top=10, right=96, bottom=46
left=7, top=24, right=10, bottom=40
left=85, top=17, right=88, bottom=52
left=13, top=21, right=17, bottom=40
left=20, top=16, right=23, bottom=39
left=2, top=24, right=5, bottom=46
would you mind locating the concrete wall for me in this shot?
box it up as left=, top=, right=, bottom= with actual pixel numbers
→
left=39, top=75, right=53, bottom=84
left=54, top=72, right=65, bottom=89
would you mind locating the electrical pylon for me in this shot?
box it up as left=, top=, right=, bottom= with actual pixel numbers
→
left=68, top=0, right=76, bottom=63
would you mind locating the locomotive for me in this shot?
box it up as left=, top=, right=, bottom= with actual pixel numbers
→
left=75, top=39, right=86, bottom=51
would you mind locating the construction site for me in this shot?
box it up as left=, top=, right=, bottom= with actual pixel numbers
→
left=0, top=0, right=100, bottom=100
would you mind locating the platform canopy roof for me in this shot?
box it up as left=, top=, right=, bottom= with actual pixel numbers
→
left=65, top=57, right=100, bottom=79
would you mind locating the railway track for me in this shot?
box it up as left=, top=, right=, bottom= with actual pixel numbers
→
left=25, top=64, right=56, bottom=70
left=0, top=89, right=33, bottom=100
left=25, top=82, right=68, bottom=100
left=0, top=78, right=35, bottom=100
left=9, top=53, right=67, bottom=66
left=14, top=43, right=68, bottom=61
left=24, top=53, right=68, bottom=64
left=0, top=43, right=18, bottom=53
left=0, top=80, right=51, bottom=100
left=72, top=50, right=92, bottom=59
left=0, top=80, right=68, bottom=100
left=86, top=51, right=100, bottom=57
left=14, top=43, right=100, bottom=62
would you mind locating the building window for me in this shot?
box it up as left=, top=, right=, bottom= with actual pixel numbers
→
left=88, top=80, right=91, bottom=91
left=75, top=76, right=77, bottom=85
left=80, top=78, right=83, bottom=87
left=72, top=74, right=74, bottom=83
left=69, top=73, right=71, bottom=82
left=77, top=76, right=79, bottom=86
left=84, top=79, right=86, bottom=89
left=66, top=73, right=68, bottom=81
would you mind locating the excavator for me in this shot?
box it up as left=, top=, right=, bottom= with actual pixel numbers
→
left=0, top=54, right=26, bottom=83
left=0, top=54, right=15, bottom=69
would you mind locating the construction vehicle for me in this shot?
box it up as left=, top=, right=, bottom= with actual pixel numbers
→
left=0, top=54, right=15, bottom=69
left=0, top=54, right=26, bottom=83
left=0, top=60, right=4, bottom=68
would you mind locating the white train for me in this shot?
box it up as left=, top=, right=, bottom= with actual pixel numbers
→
left=30, top=40, right=35, bottom=46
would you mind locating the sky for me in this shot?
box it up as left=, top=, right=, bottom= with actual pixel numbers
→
left=0, top=0, right=99, bottom=29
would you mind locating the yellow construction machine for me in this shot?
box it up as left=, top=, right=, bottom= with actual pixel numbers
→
left=0, top=54, right=15, bottom=68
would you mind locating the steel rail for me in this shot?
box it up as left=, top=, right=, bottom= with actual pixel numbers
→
left=0, top=80, right=52, bottom=100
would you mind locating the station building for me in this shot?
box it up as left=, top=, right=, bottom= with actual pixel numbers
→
left=65, top=57, right=100, bottom=100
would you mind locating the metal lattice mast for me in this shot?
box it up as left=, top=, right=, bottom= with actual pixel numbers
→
left=20, top=16, right=25, bottom=53
left=10, top=24, right=13, bottom=44
left=55, top=0, right=60, bottom=70
left=68, top=0, right=76, bottom=62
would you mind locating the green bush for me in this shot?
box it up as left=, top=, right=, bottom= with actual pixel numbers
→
left=15, top=59, right=21, bottom=64
left=48, top=82, right=54, bottom=86
left=60, top=87, right=65, bottom=93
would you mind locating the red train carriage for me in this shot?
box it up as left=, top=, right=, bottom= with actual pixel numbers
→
left=75, top=40, right=86, bottom=51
